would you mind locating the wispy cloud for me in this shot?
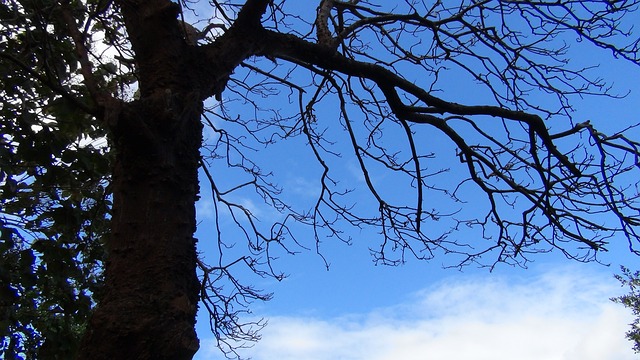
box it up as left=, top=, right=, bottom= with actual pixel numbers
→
left=196, top=197, right=216, bottom=221
left=287, top=176, right=321, bottom=198
left=196, top=266, right=635, bottom=360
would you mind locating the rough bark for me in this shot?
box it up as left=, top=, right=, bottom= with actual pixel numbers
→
left=76, top=1, right=204, bottom=358
left=75, top=0, right=272, bottom=358
left=77, top=96, right=203, bottom=360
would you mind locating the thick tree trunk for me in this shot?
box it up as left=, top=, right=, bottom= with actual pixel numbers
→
left=77, top=93, right=203, bottom=359
left=75, top=0, right=270, bottom=357
left=77, top=1, right=205, bottom=358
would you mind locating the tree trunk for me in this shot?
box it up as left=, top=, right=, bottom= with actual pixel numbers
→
left=74, top=0, right=270, bottom=356
left=77, top=1, right=205, bottom=358
left=77, top=92, right=203, bottom=359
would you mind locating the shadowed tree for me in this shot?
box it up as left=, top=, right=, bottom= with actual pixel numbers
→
left=613, top=266, right=640, bottom=353
left=1, top=0, right=640, bottom=359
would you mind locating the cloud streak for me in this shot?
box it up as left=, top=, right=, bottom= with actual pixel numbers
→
left=196, top=266, right=635, bottom=360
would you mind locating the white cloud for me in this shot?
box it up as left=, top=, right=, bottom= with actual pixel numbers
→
left=195, top=193, right=284, bottom=227
left=195, top=266, right=636, bottom=360
left=196, top=197, right=216, bottom=221
left=287, top=176, right=320, bottom=197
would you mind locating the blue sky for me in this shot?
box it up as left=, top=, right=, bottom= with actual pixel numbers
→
left=192, top=73, right=640, bottom=360
left=195, top=264, right=635, bottom=360
left=186, top=2, right=640, bottom=359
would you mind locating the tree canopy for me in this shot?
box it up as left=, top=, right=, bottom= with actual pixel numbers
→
left=613, top=266, right=640, bottom=354
left=1, top=0, right=640, bottom=358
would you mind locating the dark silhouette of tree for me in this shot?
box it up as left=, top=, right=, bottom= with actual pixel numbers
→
left=1, top=0, right=640, bottom=359
left=613, top=266, right=640, bottom=353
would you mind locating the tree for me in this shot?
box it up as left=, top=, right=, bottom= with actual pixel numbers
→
left=612, top=266, right=640, bottom=353
left=1, top=0, right=640, bottom=358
